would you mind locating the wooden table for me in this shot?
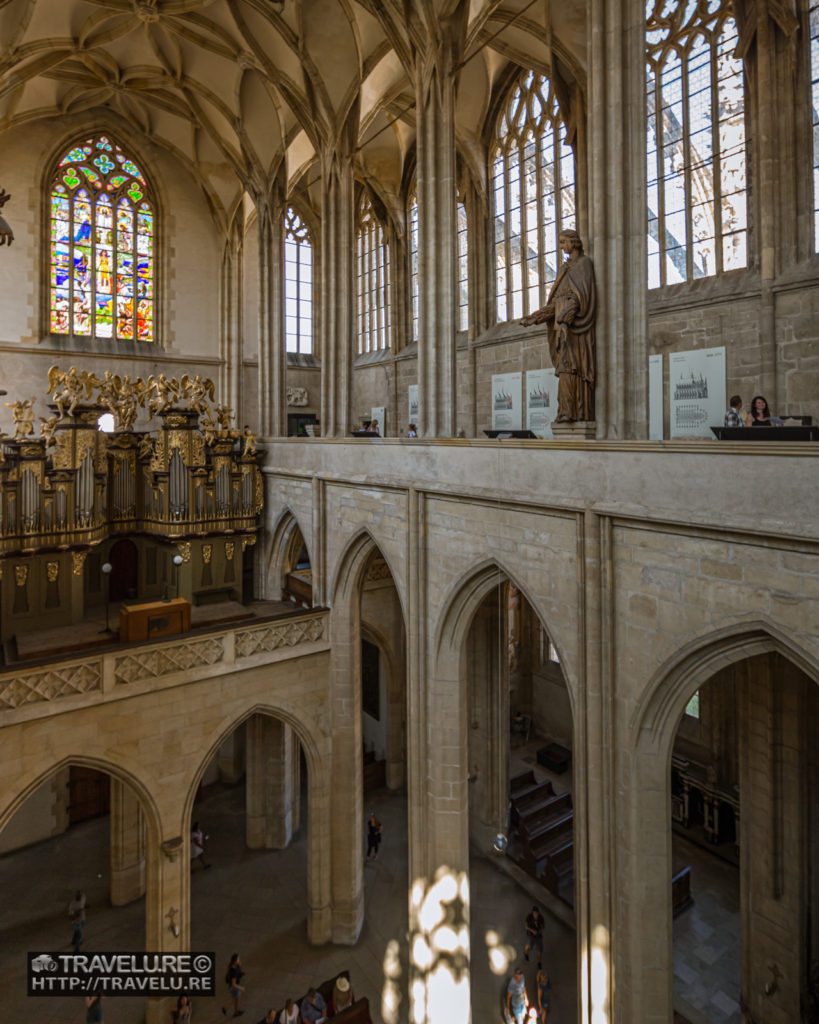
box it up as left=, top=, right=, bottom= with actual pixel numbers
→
left=118, top=597, right=191, bottom=642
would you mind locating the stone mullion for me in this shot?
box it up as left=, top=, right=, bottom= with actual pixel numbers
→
left=682, top=45, right=694, bottom=282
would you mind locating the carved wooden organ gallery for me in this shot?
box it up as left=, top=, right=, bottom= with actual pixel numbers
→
left=0, top=368, right=263, bottom=641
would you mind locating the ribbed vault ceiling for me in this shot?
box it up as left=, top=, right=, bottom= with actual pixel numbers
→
left=0, top=0, right=586, bottom=229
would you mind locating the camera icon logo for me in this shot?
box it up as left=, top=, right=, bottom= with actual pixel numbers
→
left=31, top=954, right=58, bottom=973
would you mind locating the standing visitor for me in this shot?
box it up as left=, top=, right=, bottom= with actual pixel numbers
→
left=536, top=967, right=552, bottom=1022
left=506, top=967, right=528, bottom=1024
left=222, top=953, right=245, bottom=1017
left=69, top=890, right=87, bottom=953
left=523, top=905, right=544, bottom=966
left=366, top=811, right=382, bottom=860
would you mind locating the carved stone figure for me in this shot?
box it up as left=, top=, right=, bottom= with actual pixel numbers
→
left=0, top=187, right=13, bottom=246
left=286, top=386, right=308, bottom=407
left=6, top=398, right=37, bottom=439
left=521, top=229, right=597, bottom=423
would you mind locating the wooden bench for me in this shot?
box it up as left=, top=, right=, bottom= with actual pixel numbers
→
left=519, top=792, right=573, bottom=840
left=334, top=998, right=372, bottom=1023
left=192, top=585, right=236, bottom=606
left=523, top=812, right=574, bottom=876
left=542, top=839, right=574, bottom=893
left=510, top=780, right=555, bottom=826
left=672, top=866, right=693, bottom=917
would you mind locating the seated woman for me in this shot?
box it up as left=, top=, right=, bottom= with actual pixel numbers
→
left=746, top=395, right=782, bottom=426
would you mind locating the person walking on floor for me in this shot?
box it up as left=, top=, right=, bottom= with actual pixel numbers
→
left=506, top=967, right=528, bottom=1024
left=69, top=890, right=87, bottom=953
left=222, top=953, right=245, bottom=1017
left=366, top=811, right=382, bottom=860
left=190, top=821, right=211, bottom=870
left=536, top=967, right=552, bottom=1022
left=524, top=904, right=544, bottom=966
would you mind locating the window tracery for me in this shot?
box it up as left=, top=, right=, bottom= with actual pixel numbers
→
left=458, top=201, right=469, bottom=332
left=284, top=206, right=313, bottom=355
left=356, top=195, right=391, bottom=354
left=492, top=70, right=576, bottom=322
left=50, top=135, right=154, bottom=342
left=408, top=193, right=419, bottom=343
left=646, top=0, right=747, bottom=287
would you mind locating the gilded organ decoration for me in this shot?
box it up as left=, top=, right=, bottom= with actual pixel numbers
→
left=14, top=565, right=28, bottom=586
left=202, top=544, right=212, bottom=564
left=46, top=561, right=59, bottom=582
left=5, top=399, right=37, bottom=440
left=0, top=369, right=263, bottom=575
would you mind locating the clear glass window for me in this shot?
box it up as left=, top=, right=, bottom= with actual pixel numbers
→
left=284, top=206, right=313, bottom=355
left=356, top=195, right=391, bottom=354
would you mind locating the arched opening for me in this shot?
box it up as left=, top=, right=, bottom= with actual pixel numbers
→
left=438, top=563, right=578, bottom=1022
left=667, top=651, right=819, bottom=1023
left=0, top=762, right=149, bottom=1021
left=268, top=511, right=313, bottom=609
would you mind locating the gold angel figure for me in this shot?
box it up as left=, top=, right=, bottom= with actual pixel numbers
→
left=6, top=397, right=37, bottom=439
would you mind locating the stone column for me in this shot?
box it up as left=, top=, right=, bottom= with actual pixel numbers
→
left=290, top=733, right=301, bottom=835
left=328, top=593, right=364, bottom=942
left=220, top=220, right=243, bottom=426
left=257, top=190, right=286, bottom=438
left=414, top=9, right=467, bottom=439
left=587, top=0, right=648, bottom=439
left=738, top=654, right=811, bottom=1023
left=245, top=714, right=294, bottom=849
left=406, top=487, right=471, bottom=1024
left=110, top=779, right=146, bottom=906
left=319, top=113, right=357, bottom=438
left=144, top=818, right=189, bottom=1024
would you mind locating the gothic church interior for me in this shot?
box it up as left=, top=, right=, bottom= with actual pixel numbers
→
left=0, top=1, right=818, bottom=1022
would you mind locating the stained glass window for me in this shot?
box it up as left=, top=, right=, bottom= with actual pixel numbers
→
left=458, top=201, right=469, bottom=332
left=50, top=135, right=154, bottom=342
left=492, top=71, right=576, bottom=322
left=646, top=1, right=747, bottom=287
left=356, top=195, right=391, bottom=354
left=811, top=0, right=819, bottom=251
left=408, top=194, right=419, bottom=343
left=284, top=207, right=313, bottom=355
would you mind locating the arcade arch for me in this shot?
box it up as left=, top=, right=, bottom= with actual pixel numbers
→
left=629, top=628, right=819, bottom=1023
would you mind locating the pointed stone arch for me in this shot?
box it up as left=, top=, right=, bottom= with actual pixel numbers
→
left=266, top=505, right=313, bottom=604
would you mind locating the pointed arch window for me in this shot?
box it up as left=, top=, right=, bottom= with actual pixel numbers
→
left=284, top=206, right=313, bottom=354
left=492, top=71, right=576, bottom=323
left=356, top=194, right=391, bottom=354
left=50, top=134, right=154, bottom=342
left=646, top=1, right=747, bottom=287
left=408, top=193, right=419, bottom=343
left=811, top=0, right=819, bottom=251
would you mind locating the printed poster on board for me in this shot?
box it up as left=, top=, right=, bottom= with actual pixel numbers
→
left=669, top=346, right=726, bottom=438
left=649, top=354, right=663, bottom=440
left=491, top=372, right=522, bottom=431
left=525, top=369, right=558, bottom=438
left=408, top=385, right=419, bottom=426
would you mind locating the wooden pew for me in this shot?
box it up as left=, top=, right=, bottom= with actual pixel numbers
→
left=542, top=840, right=574, bottom=894
left=333, top=998, right=373, bottom=1023
left=519, top=792, right=572, bottom=840
left=672, top=866, right=693, bottom=917
left=510, top=780, right=555, bottom=826
left=522, top=813, right=574, bottom=876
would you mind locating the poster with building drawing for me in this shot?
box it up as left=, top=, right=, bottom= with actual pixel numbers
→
left=525, top=369, right=558, bottom=438
left=649, top=354, right=663, bottom=440
left=491, top=372, right=522, bottom=431
left=669, top=346, right=726, bottom=438
left=408, top=385, right=419, bottom=428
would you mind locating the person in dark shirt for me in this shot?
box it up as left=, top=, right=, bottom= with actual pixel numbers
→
left=524, top=905, right=545, bottom=966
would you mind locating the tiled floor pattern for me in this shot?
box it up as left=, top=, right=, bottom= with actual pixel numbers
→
left=672, top=834, right=740, bottom=1024
left=0, top=783, right=576, bottom=1023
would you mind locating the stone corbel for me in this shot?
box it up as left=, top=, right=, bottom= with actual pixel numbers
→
left=161, top=836, right=184, bottom=862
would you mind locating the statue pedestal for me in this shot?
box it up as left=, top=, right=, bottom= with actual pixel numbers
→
left=551, top=421, right=597, bottom=440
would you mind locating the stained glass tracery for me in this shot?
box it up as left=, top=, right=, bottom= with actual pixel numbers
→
left=50, top=134, right=154, bottom=342
left=492, top=70, right=576, bottom=322
left=646, top=0, right=747, bottom=287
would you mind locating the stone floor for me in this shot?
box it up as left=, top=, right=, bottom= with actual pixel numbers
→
left=672, top=834, right=740, bottom=1024
left=0, top=781, right=577, bottom=1023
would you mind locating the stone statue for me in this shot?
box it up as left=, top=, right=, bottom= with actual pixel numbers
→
left=521, top=229, right=596, bottom=423
left=0, top=187, right=13, bottom=246
left=286, top=386, right=308, bottom=407
left=6, top=397, right=37, bottom=439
